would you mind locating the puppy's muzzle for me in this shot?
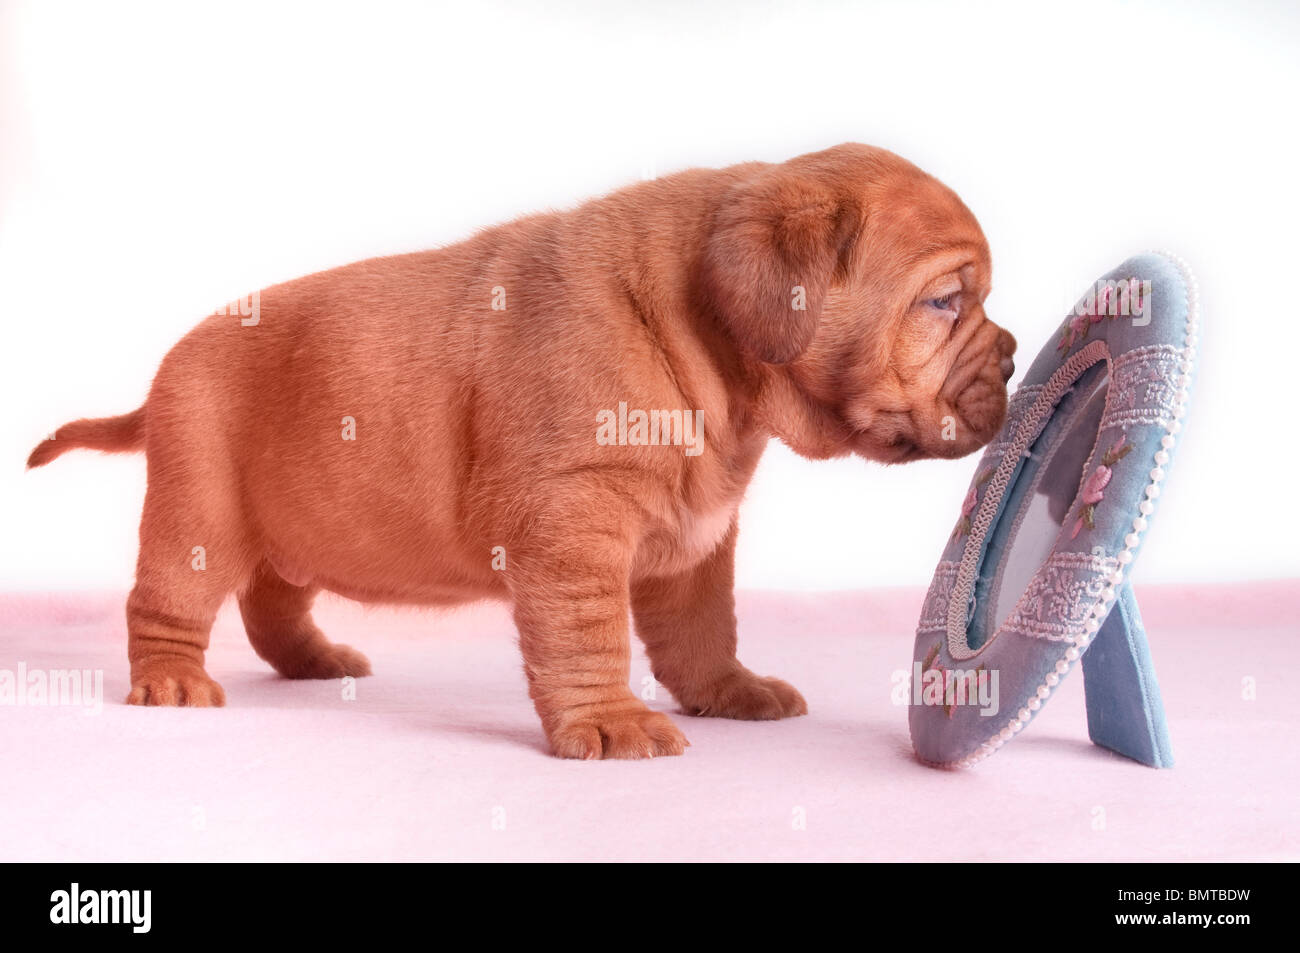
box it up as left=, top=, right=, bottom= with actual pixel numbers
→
left=997, top=328, right=1017, bottom=382
left=947, top=325, right=1017, bottom=450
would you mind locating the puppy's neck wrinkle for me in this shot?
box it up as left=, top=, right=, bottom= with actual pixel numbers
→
left=613, top=267, right=691, bottom=410
left=615, top=263, right=766, bottom=493
left=605, top=177, right=763, bottom=456
left=754, top=366, right=855, bottom=460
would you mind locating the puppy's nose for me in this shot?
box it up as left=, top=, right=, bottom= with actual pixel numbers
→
left=999, top=355, right=1015, bottom=382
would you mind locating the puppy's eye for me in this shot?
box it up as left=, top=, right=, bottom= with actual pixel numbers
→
left=928, top=294, right=958, bottom=314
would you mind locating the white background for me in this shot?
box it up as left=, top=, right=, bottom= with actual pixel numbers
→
left=1, top=0, right=1295, bottom=590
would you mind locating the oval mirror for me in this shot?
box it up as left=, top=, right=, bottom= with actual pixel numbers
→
left=909, top=251, right=1197, bottom=769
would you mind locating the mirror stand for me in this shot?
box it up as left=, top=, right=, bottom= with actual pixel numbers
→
left=1081, top=581, right=1174, bottom=767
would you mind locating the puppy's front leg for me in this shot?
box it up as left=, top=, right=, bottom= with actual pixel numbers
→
left=631, top=522, right=807, bottom=720
left=509, top=505, right=688, bottom=760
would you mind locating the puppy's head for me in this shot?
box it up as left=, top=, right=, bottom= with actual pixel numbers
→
left=701, top=143, right=1016, bottom=462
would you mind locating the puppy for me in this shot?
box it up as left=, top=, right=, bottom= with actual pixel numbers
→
left=28, top=143, right=1015, bottom=759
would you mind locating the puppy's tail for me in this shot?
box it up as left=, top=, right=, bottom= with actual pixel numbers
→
left=26, top=407, right=146, bottom=469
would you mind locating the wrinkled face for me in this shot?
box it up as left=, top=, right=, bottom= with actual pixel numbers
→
left=702, top=143, right=1016, bottom=463
left=821, top=228, right=1017, bottom=463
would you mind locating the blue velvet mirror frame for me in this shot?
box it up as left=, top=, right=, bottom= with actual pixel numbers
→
left=909, top=252, right=1197, bottom=769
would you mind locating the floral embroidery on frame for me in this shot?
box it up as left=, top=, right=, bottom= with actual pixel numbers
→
left=1056, top=277, right=1147, bottom=355
left=1071, top=433, right=1132, bottom=538
left=952, top=467, right=996, bottom=540
left=921, top=642, right=988, bottom=718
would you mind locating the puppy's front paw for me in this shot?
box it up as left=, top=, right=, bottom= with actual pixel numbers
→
left=684, top=669, right=807, bottom=720
left=548, top=706, right=688, bottom=760
left=127, top=661, right=226, bottom=707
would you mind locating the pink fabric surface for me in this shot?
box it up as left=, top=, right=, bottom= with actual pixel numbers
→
left=1, top=581, right=1295, bottom=862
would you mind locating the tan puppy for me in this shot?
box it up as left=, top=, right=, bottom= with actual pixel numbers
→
left=28, top=143, right=1015, bottom=759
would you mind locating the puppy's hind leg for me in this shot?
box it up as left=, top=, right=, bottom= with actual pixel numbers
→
left=126, top=486, right=253, bottom=707
left=238, top=560, right=371, bottom=679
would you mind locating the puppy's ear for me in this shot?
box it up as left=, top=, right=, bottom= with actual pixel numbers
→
left=702, top=168, right=860, bottom=364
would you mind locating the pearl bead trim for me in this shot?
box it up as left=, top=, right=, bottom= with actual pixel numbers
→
left=944, top=251, right=1198, bottom=770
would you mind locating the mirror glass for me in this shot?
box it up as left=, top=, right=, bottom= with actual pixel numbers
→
left=967, top=362, right=1110, bottom=650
